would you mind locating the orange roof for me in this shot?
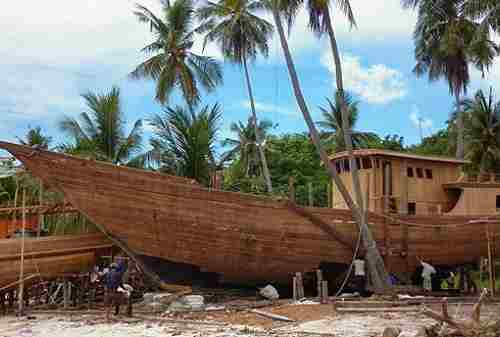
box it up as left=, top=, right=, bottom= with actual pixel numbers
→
left=330, top=149, right=468, bottom=164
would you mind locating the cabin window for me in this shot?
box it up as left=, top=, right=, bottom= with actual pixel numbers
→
left=362, top=158, right=372, bottom=169
left=407, top=167, right=414, bottom=177
left=408, top=202, right=416, bottom=215
left=343, top=159, right=350, bottom=172
left=425, top=169, right=433, bottom=179
left=416, top=168, right=424, bottom=178
left=356, top=158, right=361, bottom=170
left=496, top=195, right=500, bottom=209
left=335, top=161, right=341, bottom=174
left=376, top=159, right=380, bottom=168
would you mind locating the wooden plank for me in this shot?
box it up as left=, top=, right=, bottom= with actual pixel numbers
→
left=0, top=274, right=39, bottom=293
left=249, top=309, right=295, bottom=322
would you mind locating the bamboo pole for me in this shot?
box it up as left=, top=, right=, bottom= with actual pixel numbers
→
left=37, top=180, right=43, bottom=238
left=18, top=187, right=26, bottom=316
left=11, top=177, right=18, bottom=234
left=486, top=224, right=495, bottom=296
left=308, top=182, right=313, bottom=207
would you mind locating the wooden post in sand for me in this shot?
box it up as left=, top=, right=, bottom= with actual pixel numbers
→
left=316, top=269, right=323, bottom=298
left=17, top=187, right=26, bottom=316
left=288, top=177, right=296, bottom=203
left=37, top=180, right=43, bottom=238
left=486, top=224, right=495, bottom=296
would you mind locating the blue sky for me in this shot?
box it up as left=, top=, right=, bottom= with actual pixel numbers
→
left=2, top=0, right=500, bottom=154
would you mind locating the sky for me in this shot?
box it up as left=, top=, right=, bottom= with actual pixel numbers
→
left=2, top=0, right=500, bottom=153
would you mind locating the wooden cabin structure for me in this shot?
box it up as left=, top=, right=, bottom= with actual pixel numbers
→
left=330, top=149, right=500, bottom=216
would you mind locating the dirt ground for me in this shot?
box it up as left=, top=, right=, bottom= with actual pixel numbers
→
left=1, top=301, right=499, bottom=337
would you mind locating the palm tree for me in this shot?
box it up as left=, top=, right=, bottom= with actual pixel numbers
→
left=318, top=92, right=377, bottom=152
left=17, top=126, right=52, bottom=149
left=197, top=0, right=274, bottom=193
left=222, top=118, right=274, bottom=177
left=402, top=0, right=500, bottom=159
left=148, top=103, right=221, bottom=185
left=59, top=87, right=144, bottom=165
left=462, top=88, right=500, bottom=174
left=268, top=0, right=389, bottom=289
left=131, top=0, right=223, bottom=107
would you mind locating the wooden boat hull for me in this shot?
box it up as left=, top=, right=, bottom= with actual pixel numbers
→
left=0, top=233, right=112, bottom=286
left=0, top=141, right=498, bottom=284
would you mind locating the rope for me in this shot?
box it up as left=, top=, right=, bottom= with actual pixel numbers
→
left=334, top=213, right=363, bottom=297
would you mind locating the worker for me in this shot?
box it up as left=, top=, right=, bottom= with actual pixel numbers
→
left=353, top=254, right=366, bottom=295
left=419, top=258, right=436, bottom=291
left=104, top=263, right=125, bottom=320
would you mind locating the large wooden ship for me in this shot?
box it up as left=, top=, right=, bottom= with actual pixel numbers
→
left=0, top=141, right=498, bottom=284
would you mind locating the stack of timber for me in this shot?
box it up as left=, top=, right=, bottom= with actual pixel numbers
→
left=0, top=233, right=111, bottom=286
left=0, top=141, right=499, bottom=284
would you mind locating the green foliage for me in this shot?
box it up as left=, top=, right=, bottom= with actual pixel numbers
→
left=58, top=87, right=145, bottom=166
left=197, top=0, right=274, bottom=64
left=267, top=133, right=330, bottom=206
left=410, top=0, right=499, bottom=99
left=462, top=88, right=500, bottom=173
left=221, top=118, right=274, bottom=178
left=148, top=103, right=222, bottom=185
left=408, top=129, right=454, bottom=156
left=317, top=92, right=378, bottom=152
left=132, top=0, right=223, bottom=107
left=366, top=134, right=406, bottom=152
left=17, top=126, right=52, bottom=149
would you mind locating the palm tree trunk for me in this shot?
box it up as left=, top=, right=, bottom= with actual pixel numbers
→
left=271, top=6, right=389, bottom=290
left=324, top=12, right=389, bottom=289
left=455, top=94, right=465, bottom=159
left=242, top=54, right=273, bottom=194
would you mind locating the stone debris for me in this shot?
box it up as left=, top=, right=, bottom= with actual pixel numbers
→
left=259, top=285, right=279, bottom=300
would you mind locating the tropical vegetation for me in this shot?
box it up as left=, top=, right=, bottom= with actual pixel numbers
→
left=58, top=87, right=145, bottom=166
left=131, top=0, right=223, bottom=107
left=197, top=0, right=274, bottom=193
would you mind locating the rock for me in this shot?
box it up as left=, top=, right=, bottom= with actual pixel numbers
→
left=382, top=327, right=401, bottom=337
left=169, top=295, right=205, bottom=312
left=259, top=285, right=279, bottom=300
left=142, top=293, right=155, bottom=304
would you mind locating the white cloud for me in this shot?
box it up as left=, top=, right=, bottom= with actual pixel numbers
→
left=240, top=100, right=299, bottom=118
left=321, top=52, right=407, bottom=104
left=409, top=105, right=433, bottom=133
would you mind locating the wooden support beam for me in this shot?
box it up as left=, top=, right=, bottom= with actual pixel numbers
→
left=286, top=201, right=354, bottom=252
left=321, top=281, right=329, bottom=304
left=0, top=274, right=40, bottom=293
left=486, top=225, right=495, bottom=296
left=308, top=182, right=313, bottom=207
left=17, top=187, right=26, bottom=316
left=316, top=269, right=323, bottom=298
left=295, top=272, right=304, bottom=299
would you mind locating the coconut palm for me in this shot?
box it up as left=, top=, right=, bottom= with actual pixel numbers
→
left=402, top=0, right=500, bottom=159
left=222, top=118, right=274, bottom=177
left=318, top=92, right=377, bottom=152
left=267, top=0, right=389, bottom=289
left=461, top=88, right=500, bottom=173
left=197, top=0, right=274, bottom=193
left=59, top=87, right=144, bottom=165
left=131, top=0, right=223, bottom=107
left=147, top=103, right=221, bottom=185
left=17, top=126, right=52, bottom=149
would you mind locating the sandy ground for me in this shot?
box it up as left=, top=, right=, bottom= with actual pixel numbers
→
left=0, top=303, right=498, bottom=337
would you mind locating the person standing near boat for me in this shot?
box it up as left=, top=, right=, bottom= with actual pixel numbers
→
left=419, top=258, right=436, bottom=291
left=105, top=263, right=125, bottom=320
left=353, top=255, right=366, bottom=295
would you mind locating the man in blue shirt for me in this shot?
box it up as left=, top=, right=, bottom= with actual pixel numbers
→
left=105, top=263, right=125, bottom=320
